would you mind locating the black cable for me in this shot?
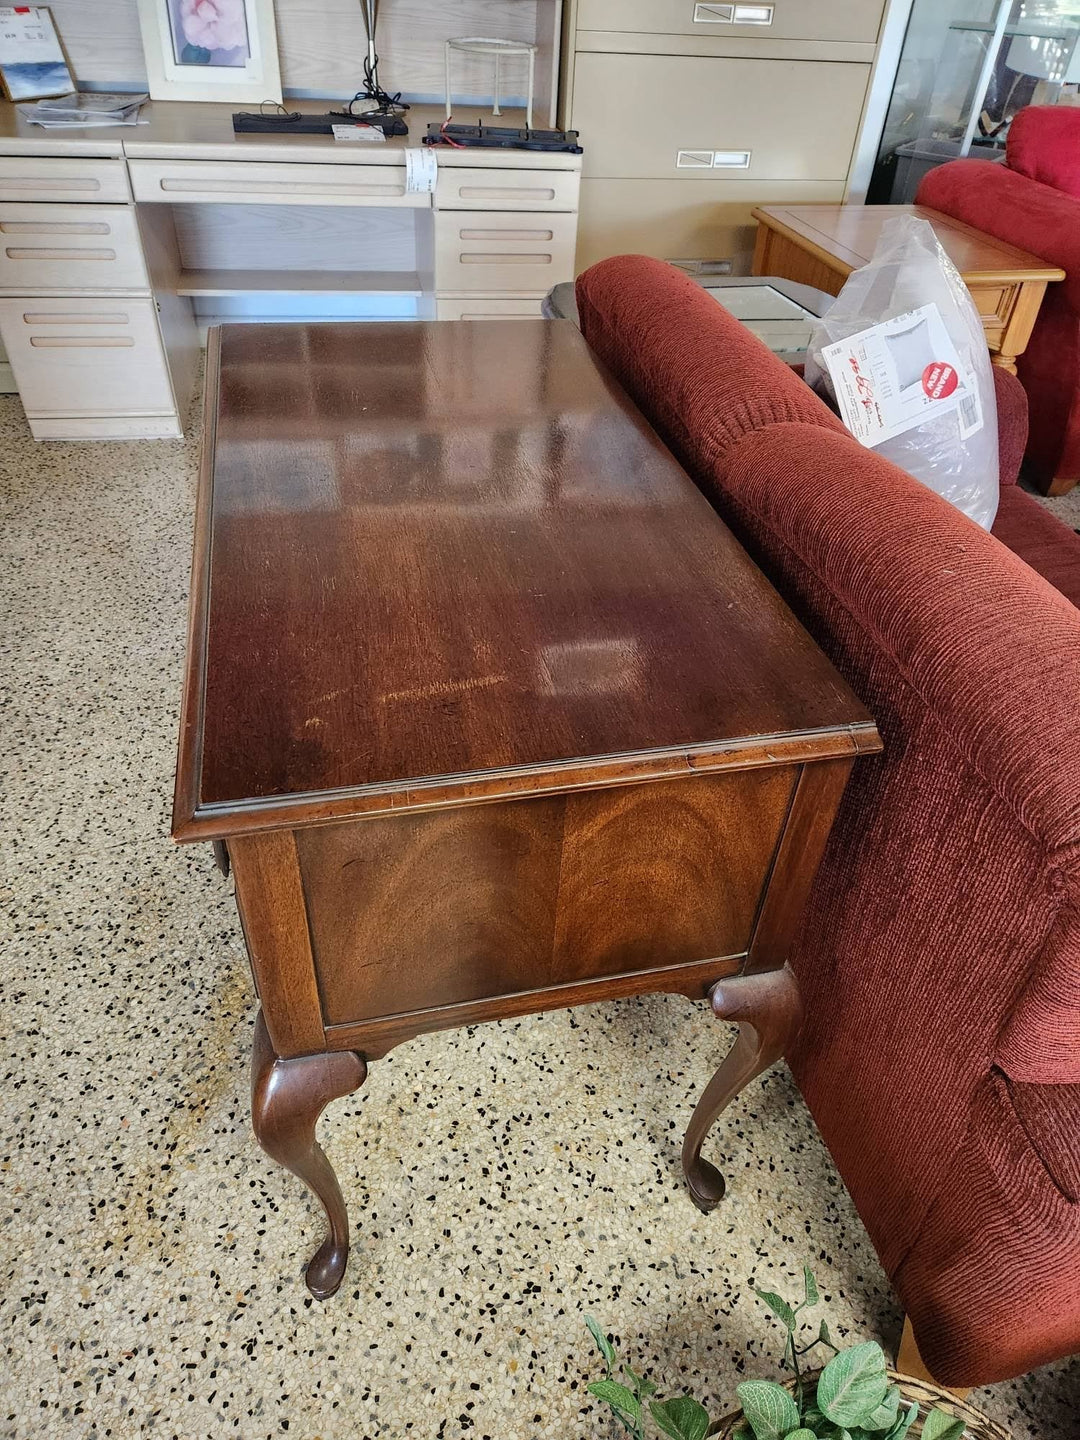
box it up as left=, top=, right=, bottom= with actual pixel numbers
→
left=347, top=53, right=409, bottom=118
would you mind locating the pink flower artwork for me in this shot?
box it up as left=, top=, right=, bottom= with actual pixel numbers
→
left=171, top=0, right=250, bottom=65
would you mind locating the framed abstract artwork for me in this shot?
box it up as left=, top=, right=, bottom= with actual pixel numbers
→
left=135, top=0, right=281, bottom=103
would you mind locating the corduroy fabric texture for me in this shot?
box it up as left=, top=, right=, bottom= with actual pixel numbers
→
left=993, top=485, right=1080, bottom=610
left=917, top=159, right=1080, bottom=491
left=990, top=365, right=1028, bottom=486
left=575, top=257, right=1080, bottom=1388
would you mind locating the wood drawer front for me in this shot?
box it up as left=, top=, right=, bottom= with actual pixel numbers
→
left=435, top=211, right=577, bottom=293
left=0, top=157, right=130, bottom=204
left=436, top=166, right=580, bottom=212
left=574, top=53, right=869, bottom=181
left=0, top=298, right=175, bottom=416
left=0, top=204, right=148, bottom=292
left=436, top=296, right=546, bottom=319
left=298, top=765, right=797, bottom=1025
left=577, top=0, right=884, bottom=43
left=128, top=159, right=427, bottom=208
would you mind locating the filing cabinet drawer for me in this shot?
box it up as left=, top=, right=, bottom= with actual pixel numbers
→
left=577, top=0, right=885, bottom=43
left=435, top=166, right=580, bottom=212
left=435, top=212, right=577, bottom=293
left=436, top=297, right=546, bottom=320
left=573, top=53, right=869, bottom=181
left=0, top=204, right=148, bottom=292
left=0, top=298, right=175, bottom=416
left=128, top=159, right=428, bottom=207
left=0, top=157, right=129, bottom=204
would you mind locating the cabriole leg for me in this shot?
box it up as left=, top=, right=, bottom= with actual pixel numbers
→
left=250, top=1011, right=367, bottom=1299
left=682, top=965, right=804, bottom=1213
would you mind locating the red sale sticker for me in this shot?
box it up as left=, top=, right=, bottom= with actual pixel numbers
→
left=922, top=362, right=959, bottom=400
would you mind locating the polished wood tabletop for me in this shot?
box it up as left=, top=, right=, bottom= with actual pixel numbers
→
left=174, top=319, right=874, bottom=840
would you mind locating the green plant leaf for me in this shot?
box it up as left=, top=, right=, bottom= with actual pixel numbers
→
left=785, top=1431, right=819, bottom=1440
left=884, top=1401, right=920, bottom=1440
left=650, top=1395, right=712, bottom=1440
left=736, top=1380, right=801, bottom=1440
left=862, top=1387, right=901, bottom=1432
left=585, top=1315, right=616, bottom=1371
left=815, top=1343, right=889, bottom=1428
left=588, top=1378, right=641, bottom=1419
left=803, top=1268, right=820, bottom=1308
left=752, top=1287, right=798, bottom=1331
left=920, top=1410, right=967, bottom=1440
left=817, top=1321, right=836, bottom=1351
left=623, top=1363, right=657, bottom=1400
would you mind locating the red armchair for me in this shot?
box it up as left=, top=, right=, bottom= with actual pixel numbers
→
left=918, top=106, right=1080, bottom=496
left=574, top=254, right=1080, bottom=1390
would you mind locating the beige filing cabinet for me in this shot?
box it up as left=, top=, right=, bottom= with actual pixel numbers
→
left=0, top=101, right=582, bottom=441
left=560, top=0, right=886, bottom=275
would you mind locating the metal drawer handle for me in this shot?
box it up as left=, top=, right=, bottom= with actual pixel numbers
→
left=30, top=336, right=135, bottom=348
left=676, top=150, right=751, bottom=169
left=693, top=2, right=773, bottom=19
left=6, top=246, right=116, bottom=261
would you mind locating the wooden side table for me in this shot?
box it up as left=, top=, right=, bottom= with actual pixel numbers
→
left=174, top=318, right=882, bottom=1298
left=752, top=203, right=1065, bottom=374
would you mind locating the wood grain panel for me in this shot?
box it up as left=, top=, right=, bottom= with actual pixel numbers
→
left=298, top=797, right=565, bottom=1023
left=173, top=203, right=418, bottom=274
left=552, top=767, right=796, bottom=982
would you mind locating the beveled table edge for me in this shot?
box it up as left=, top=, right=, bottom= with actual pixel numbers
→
left=172, top=722, right=883, bottom=842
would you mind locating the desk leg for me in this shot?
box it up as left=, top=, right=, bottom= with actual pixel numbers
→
left=682, top=965, right=803, bottom=1213
left=251, top=1012, right=367, bottom=1300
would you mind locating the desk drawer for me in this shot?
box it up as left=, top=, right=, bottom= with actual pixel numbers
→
left=436, top=166, right=580, bottom=212
left=128, top=159, right=428, bottom=208
left=435, top=211, right=576, bottom=293
left=0, top=204, right=148, bottom=292
left=577, top=0, right=884, bottom=43
left=0, top=157, right=129, bottom=204
left=436, top=296, right=546, bottom=319
left=0, top=297, right=175, bottom=416
left=574, top=53, right=869, bottom=181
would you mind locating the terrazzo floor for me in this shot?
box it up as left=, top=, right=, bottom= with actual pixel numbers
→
left=2, top=382, right=1078, bottom=1440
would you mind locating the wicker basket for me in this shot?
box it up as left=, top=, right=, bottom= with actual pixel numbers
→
left=712, top=1370, right=1010, bottom=1440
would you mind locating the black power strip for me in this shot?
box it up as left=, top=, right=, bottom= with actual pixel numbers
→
left=424, top=122, right=582, bottom=154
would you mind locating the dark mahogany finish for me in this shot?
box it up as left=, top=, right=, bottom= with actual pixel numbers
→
left=174, top=319, right=881, bottom=1297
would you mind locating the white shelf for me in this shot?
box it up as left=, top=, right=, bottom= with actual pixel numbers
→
left=175, top=268, right=424, bottom=297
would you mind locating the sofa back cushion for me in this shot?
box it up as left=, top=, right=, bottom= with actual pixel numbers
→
left=1007, top=105, right=1080, bottom=199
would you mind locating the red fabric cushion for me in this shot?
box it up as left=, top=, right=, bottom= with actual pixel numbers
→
left=1006, top=104, right=1080, bottom=199
left=991, top=365, right=1028, bottom=485
left=993, top=484, right=1080, bottom=609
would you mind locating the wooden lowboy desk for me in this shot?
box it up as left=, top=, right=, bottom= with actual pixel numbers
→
left=173, top=318, right=881, bottom=1298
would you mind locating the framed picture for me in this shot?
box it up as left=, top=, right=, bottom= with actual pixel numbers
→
left=0, top=7, right=75, bottom=102
left=135, top=0, right=282, bottom=104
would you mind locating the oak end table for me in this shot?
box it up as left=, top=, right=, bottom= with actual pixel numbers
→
left=752, top=202, right=1064, bottom=375
left=174, top=319, right=881, bottom=1298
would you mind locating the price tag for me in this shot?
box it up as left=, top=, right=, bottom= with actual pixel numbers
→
left=405, top=146, right=437, bottom=195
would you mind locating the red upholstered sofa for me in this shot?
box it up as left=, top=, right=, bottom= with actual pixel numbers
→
left=918, top=106, right=1080, bottom=496
left=574, top=255, right=1080, bottom=1390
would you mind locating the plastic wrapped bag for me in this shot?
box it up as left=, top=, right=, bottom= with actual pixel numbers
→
left=805, top=215, right=999, bottom=530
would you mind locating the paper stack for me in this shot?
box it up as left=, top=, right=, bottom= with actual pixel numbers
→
left=19, top=92, right=148, bottom=128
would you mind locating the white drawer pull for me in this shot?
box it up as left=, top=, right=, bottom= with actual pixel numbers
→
left=0, top=219, right=109, bottom=235
left=6, top=246, right=116, bottom=261
left=693, top=1, right=773, bottom=19
left=713, top=150, right=752, bottom=168
left=1, top=176, right=101, bottom=192
left=459, top=186, right=556, bottom=202
left=677, top=149, right=751, bottom=170
left=677, top=150, right=715, bottom=169
left=159, top=177, right=407, bottom=198
left=459, top=253, right=553, bottom=265
left=30, top=335, right=135, bottom=348
left=23, top=311, right=129, bottom=325
left=459, top=227, right=554, bottom=241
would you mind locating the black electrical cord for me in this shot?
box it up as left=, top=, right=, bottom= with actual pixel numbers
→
left=347, top=55, right=409, bottom=118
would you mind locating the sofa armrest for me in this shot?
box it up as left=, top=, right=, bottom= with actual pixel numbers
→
left=918, top=160, right=1080, bottom=311
left=993, top=366, right=1028, bottom=485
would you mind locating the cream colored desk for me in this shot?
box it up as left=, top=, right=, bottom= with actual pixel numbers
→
left=0, top=101, right=582, bottom=440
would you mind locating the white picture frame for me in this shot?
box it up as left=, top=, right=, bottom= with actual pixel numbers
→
left=135, top=0, right=281, bottom=104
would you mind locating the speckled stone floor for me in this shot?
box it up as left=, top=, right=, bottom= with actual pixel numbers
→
left=1, top=383, right=1077, bottom=1440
